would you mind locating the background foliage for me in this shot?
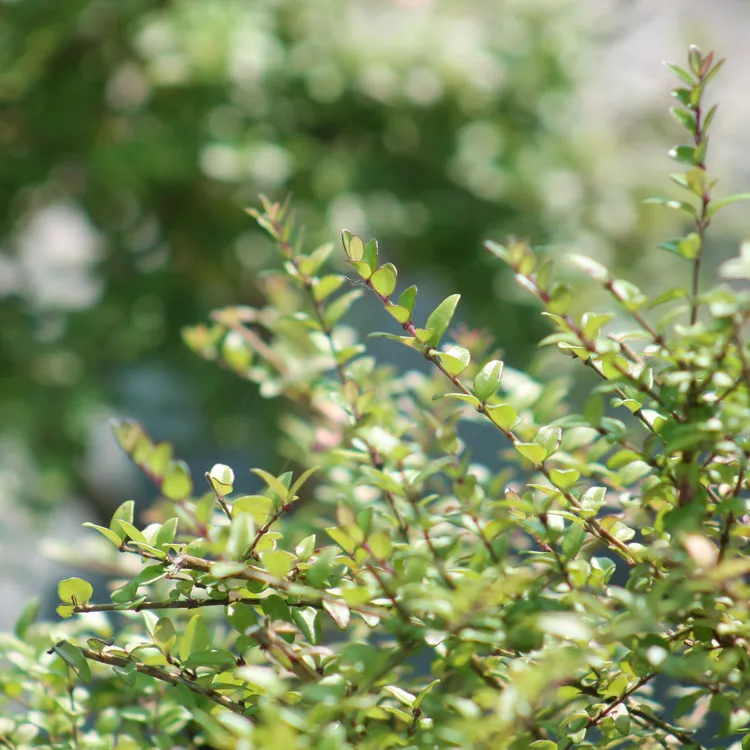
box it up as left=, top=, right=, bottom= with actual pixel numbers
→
left=1, top=0, right=661, bottom=521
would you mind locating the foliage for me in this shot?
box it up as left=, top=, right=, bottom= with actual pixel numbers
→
left=3, top=47, right=750, bottom=749
left=0, top=0, right=600, bottom=513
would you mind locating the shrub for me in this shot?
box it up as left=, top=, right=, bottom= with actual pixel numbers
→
left=1, top=0, right=596, bottom=515
left=2, top=46, right=750, bottom=749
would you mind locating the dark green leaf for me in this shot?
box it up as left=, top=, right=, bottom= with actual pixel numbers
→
left=670, top=106, right=696, bottom=133
left=51, top=641, right=91, bottom=684
left=425, top=294, right=460, bottom=347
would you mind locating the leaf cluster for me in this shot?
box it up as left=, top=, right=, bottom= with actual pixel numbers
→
left=3, top=47, right=750, bottom=750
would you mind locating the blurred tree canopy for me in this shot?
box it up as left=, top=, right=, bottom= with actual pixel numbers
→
left=0, top=0, right=635, bottom=517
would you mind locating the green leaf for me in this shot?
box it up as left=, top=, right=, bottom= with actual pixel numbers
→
left=208, top=463, right=234, bottom=493
left=369, top=332, right=422, bottom=350
left=658, top=234, right=701, bottom=260
left=327, top=289, right=364, bottom=326
left=228, top=602, right=258, bottom=633
left=290, top=466, right=320, bottom=498
left=561, top=522, right=586, bottom=558
left=547, top=282, right=573, bottom=315
left=484, top=239, right=510, bottom=263
left=341, top=229, right=353, bottom=254
left=663, top=61, right=695, bottom=85
left=323, top=598, right=350, bottom=630
left=669, top=172, right=688, bottom=189
left=349, top=261, right=372, bottom=280
left=670, top=87, right=692, bottom=107
left=299, top=242, right=334, bottom=276
left=233, top=494, right=275, bottom=524
left=685, top=168, right=707, bottom=196
left=670, top=106, right=696, bottom=133
left=529, top=742, right=558, bottom=750
left=222, top=332, right=252, bottom=371
left=344, top=232, right=365, bottom=261
left=610, top=280, right=647, bottom=311
left=251, top=468, right=289, bottom=502
left=162, top=461, right=193, bottom=500
left=145, top=441, right=173, bottom=478
left=110, top=419, right=144, bottom=454
left=433, top=392, right=480, bottom=407
left=473, top=359, right=503, bottom=402
left=83, top=522, right=125, bottom=547
left=154, top=517, right=178, bottom=550
left=486, top=403, right=518, bottom=430
left=363, top=238, right=379, bottom=270
left=51, top=641, right=91, bottom=684
left=536, top=426, right=562, bottom=457
left=668, top=145, right=699, bottom=165
left=687, top=45, right=702, bottom=75
left=110, top=500, right=134, bottom=539
left=549, top=469, right=580, bottom=490
left=383, top=685, right=416, bottom=707
left=295, top=534, right=316, bottom=562
left=154, top=617, right=177, bottom=653
left=327, top=526, right=360, bottom=555
left=313, top=274, right=346, bottom=301
left=614, top=709, right=631, bottom=735
left=371, top=264, right=397, bottom=297
left=182, top=648, right=237, bottom=672
left=291, top=607, right=321, bottom=645
left=115, top=520, right=147, bottom=545
left=398, top=285, right=417, bottom=314
left=704, top=58, right=725, bottom=85
left=413, top=679, right=440, bottom=709
left=643, top=196, right=697, bottom=217
left=425, top=294, right=460, bottom=347
left=386, top=304, right=411, bottom=323
left=262, top=594, right=293, bottom=624
left=14, top=598, right=40, bottom=640
left=435, top=345, right=471, bottom=376
left=260, top=549, right=296, bottom=578
left=707, top=193, right=750, bottom=218
left=368, top=531, right=392, bottom=560
left=581, top=312, right=614, bottom=340
left=648, top=287, right=687, bottom=308
left=179, top=615, right=210, bottom=662
left=514, top=443, right=546, bottom=466
left=227, top=512, right=255, bottom=560
left=58, top=577, right=94, bottom=607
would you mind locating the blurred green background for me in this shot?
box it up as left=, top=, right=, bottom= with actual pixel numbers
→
left=2, top=0, right=749, bottom=621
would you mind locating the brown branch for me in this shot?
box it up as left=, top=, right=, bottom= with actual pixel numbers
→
left=77, top=646, right=250, bottom=716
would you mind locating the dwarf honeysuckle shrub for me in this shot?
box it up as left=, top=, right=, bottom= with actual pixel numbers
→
left=3, top=46, right=750, bottom=750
